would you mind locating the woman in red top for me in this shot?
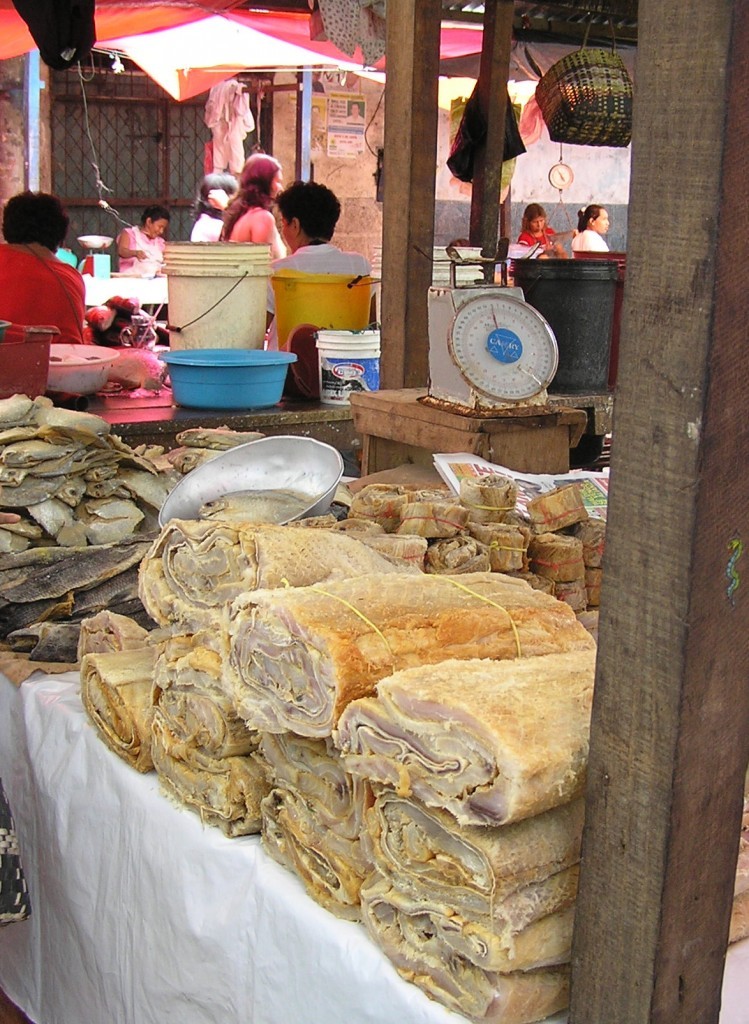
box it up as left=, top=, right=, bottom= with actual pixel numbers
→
left=517, top=203, right=569, bottom=258
left=0, top=191, right=85, bottom=344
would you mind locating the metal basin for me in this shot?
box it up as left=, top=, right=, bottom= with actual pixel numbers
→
left=158, top=435, right=344, bottom=527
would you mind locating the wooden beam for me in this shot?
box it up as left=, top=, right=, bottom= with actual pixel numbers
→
left=570, top=1, right=749, bottom=1021
left=379, top=0, right=441, bottom=389
left=468, top=0, right=514, bottom=254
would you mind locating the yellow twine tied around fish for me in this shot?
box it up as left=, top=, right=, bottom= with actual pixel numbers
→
left=310, top=585, right=395, bottom=660
left=438, top=577, right=522, bottom=658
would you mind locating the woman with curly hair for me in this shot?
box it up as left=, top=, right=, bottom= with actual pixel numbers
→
left=221, top=153, right=286, bottom=258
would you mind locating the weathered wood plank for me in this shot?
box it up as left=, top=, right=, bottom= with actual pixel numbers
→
left=570, top=1, right=749, bottom=1021
left=380, top=0, right=441, bottom=389
left=468, top=0, right=514, bottom=254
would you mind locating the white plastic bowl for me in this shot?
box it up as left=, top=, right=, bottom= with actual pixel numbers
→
left=77, top=235, right=114, bottom=250
left=47, top=344, right=119, bottom=395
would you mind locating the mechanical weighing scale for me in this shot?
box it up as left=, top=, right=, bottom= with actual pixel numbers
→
left=426, top=244, right=560, bottom=413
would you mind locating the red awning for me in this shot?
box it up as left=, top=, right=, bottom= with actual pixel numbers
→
left=0, top=1, right=240, bottom=61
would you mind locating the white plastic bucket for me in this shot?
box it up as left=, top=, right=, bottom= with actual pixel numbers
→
left=316, top=329, right=380, bottom=406
left=165, top=242, right=270, bottom=350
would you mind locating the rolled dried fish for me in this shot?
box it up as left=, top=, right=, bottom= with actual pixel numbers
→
left=360, top=880, right=570, bottom=1023
left=527, top=484, right=588, bottom=532
left=553, top=579, right=587, bottom=614
left=460, top=473, right=518, bottom=525
left=358, top=532, right=428, bottom=569
left=584, top=567, right=602, bottom=607
left=151, top=713, right=266, bottom=836
left=261, top=786, right=371, bottom=919
left=154, top=635, right=255, bottom=757
left=365, top=790, right=584, bottom=918
left=425, top=535, right=490, bottom=574
left=80, top=648, right=156, bottom=772
left=228, top=572, right=594, bottom=738
left=469, top=522, right=529, bottom=573
left=528, top=533, right=585, bottom=583
left=348, top=484, right=409, bottom=533
left=77, top=609, right=151, bottom=660
left=138, top=520, right=412, bottom=631
left=361, top=874, right=576, bottom=974
left=574, top=517, right=606, bottom=568
left=336, top=650, right=595, bottom=827
left=396, top=499, right=469, bottom=538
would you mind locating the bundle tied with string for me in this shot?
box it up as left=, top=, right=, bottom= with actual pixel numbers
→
left=535, top=46, right=633, bottom=148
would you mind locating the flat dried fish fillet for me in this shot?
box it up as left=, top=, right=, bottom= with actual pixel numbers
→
left=175, top=427, right=265, bottom=449
left=364, top=790, right=583, bottom=918
left=80, top=648, right=156, bottom=772
left=360, top=884, right=570, bottom=1023
left=6, top=621, right=82, bottom=663
left=361, top=875, right=575, bottom=974
left=151, top=713, right=267, bottom=836
left=336, top=650, right=595, bottom=826
left=228, top=572, right=594, bottom=738
left=139, top=520, right=412, bottom=630
left=261, top=786, right=370, bottom=919
left=0, top=534, right=153, bottom=603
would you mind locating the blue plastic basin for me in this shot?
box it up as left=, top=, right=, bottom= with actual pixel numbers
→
left=161, top=348, right=297, bottom=410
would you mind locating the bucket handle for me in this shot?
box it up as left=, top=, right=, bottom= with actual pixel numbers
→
left=168, top=271, right=249, bottom=334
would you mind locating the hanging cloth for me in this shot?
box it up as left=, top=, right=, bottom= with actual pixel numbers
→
left=204, top=79, right=255, bottom=176
left=314, top=0, right=386, bottom=66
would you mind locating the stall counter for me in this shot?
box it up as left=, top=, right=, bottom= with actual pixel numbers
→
left=1, top=673, right=747, bottom=1024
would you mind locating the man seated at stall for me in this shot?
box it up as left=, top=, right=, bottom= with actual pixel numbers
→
left=266, top=180, right=371, bottom=349
left=0, top=190, right=85, bottom=344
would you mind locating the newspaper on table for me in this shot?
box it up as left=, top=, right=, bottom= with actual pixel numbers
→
left=433, top=453, right=609, bottom=521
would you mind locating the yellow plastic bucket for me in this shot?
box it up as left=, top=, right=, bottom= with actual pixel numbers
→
left=271, top=270, right=373, bottom=349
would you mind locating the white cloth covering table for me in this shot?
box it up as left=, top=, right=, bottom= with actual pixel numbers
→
left=0, top=672, right=747, bottom=1024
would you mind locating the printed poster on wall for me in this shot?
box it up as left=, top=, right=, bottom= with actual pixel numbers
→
left=326, top=92, right=366, bottom=157
left=311, top=95, right=328, bottom=157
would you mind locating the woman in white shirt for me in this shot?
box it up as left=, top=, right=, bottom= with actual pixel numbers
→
left=571, top=205, right=610, bottom=253
left=190, top=172, right=238, bottom=243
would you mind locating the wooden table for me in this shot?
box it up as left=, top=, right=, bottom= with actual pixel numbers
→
left=84, top=390, right=357, bottom=453
left=349, top=388, right=588, bottom=475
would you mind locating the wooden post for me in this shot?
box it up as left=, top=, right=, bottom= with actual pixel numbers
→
left=379, top=0, right=441, bottom=388
left=468, top=0, right=514, bottom=255
left=571, top=2, right=749, bottom=1022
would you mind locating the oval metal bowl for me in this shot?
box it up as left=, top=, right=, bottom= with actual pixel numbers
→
left=159, top=435, right=344, bottom=527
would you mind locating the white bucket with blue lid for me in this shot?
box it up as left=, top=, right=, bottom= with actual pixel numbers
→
left=316, top=329, right=380, bottom=405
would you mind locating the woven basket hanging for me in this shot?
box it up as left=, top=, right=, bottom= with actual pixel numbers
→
left=535, top=47, right=634, bottom=147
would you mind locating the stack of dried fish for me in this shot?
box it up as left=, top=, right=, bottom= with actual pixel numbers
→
left=0, top=534, right=156, bottom=662
left=347, top=479, right=607, bottom=615
left=135, top=520, right=414, bottom=834
left=162, top=426, right=265, bottom=474
left=259, top=732, right=371, bottom=918
left=150, top=631, right=268, bottom=836
left=334, top=649, right=597, bottom=1023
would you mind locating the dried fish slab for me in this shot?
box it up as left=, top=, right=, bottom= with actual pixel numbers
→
left=139, top=520, right=411, bottom=630
left=228, top=572, right=594, bottom=738
left=80, top=648, right=156, bottom=772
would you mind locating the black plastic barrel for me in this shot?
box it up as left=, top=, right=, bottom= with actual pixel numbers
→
left=512, top=258, right=618, bottom=393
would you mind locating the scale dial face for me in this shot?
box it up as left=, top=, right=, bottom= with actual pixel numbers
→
left=447, top=292, right=558, bottom=401
left=548, top=161, right=574, bottom=190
